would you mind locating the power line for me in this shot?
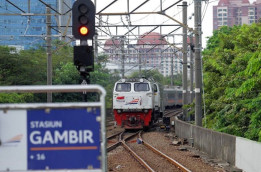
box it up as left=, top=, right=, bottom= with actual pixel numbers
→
left=202, top=0, right=210, bottom=21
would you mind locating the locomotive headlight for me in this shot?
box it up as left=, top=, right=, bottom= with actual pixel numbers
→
left=144, top=109, right=148, bottom=113
left=117, top=110, right=121, bottom=113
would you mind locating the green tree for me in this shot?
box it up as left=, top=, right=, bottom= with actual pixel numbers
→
left=203, top=23, right=261, bottom=141
left=0, top=46, right=46, bottom=102
left=128, top=69, right=164, bottom=84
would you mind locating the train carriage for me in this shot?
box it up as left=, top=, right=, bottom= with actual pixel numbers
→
left=162, top=86, right=183, bottom=108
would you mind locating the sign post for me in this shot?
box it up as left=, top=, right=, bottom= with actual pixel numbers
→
left=0, top=85, right=106, bottom=172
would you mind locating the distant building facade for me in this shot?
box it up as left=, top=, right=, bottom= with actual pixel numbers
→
left=0, top=0, right=72, bottom=49
left=213, top=0, right=261, bottom=30
left=103, top=32, right=184, bottom=77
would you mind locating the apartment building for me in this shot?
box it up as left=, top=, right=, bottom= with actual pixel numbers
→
left=213, top=0, right=261, bottom=30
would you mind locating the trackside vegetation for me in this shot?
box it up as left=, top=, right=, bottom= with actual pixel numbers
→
left=203, top=22, right=261, bottom=141
left=0, top=40, right=180, bottom=108
left=0, top=41, right=120, bottom=108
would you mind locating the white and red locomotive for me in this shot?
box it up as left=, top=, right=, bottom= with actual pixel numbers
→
left=113, top=78, right=161, bottom=129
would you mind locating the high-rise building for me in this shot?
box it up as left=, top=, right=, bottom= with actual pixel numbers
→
left=213, top=0, right=261, bottom=30
left=104, top=32, right=184, bottom=77
left=0, top=0, right=72, bottom=50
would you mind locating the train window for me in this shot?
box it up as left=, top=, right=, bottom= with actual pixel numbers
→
left=178, top=92, right=182, bottom=98
left=134, top=83, right=149, bottom=91
left=116, top=83, right=131, bottom=92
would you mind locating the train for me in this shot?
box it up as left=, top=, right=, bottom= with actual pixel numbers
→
left=112, top=78, right=162, bottom=129
left=112, top=78, right=183, bottom=129
left=162, top=86, right=183, bottom=109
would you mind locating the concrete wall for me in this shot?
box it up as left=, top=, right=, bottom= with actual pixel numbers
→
left=175, top=119, right=236, bottom=165
left=175, top=119, right=192, bottom=139
left=236, top=137, right=261, bottom=172
left=175, top=119, right=261, bottom=171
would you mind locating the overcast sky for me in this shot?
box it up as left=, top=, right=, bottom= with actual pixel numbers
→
left=94, top=0, right=219, bottom=48
left=94, top=0, right=256, bottom=48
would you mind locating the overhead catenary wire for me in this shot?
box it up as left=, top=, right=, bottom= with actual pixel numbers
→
left=97, top=0, right=194, bottom=34
left=3, top=0, right=191, bottom=61
left=100, top=2, right=188, bottom=74
left=201, top=0, right=210, bottom=21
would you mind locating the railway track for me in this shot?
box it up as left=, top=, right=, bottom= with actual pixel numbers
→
left=107, top=131, right=139, bottom=152
left=136, top=131, right=191, bottom=172
left=164, top=108, right=183, bottom=118
left=159, top=108, right=183, bottom=129
left=107, top=130, right=191, bottom=172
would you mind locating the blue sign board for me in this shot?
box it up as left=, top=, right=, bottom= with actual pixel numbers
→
left=27, top=108, right=101, bottom=170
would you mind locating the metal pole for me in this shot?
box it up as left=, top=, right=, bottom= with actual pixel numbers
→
left=120, top=36, right=125, bottom=78
left=171, top=35, right=174, bottom=86
left=172, top=35, right=175, bottom=86
left=189, top=34, right=194, bottom=104
left=160, top=50, right=163, bottom=77
left=139, top=49, right=141, bottom=77
left=194, top=0, right=202, bottom=126
left=94, top=32, right=98, bottom=63
left=28, top=0, right=30, bottom=13
left=46, top=6, right=52, bottom=103
left=58, top=0, right=62, bottom=40
left=171, top=52, right=174, bottom=86
left=182, top=1, right=188, bottom=120
left=79, top=40, right=89, bottom=102
left=100, top=91, right=107, bottom=172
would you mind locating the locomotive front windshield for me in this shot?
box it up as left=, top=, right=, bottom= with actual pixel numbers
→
left=116, top=83, right=131, bottom=92
left=134, top=83, right=150, bottom=91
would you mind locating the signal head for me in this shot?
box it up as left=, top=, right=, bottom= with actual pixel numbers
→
left=72, top=0, right=95, bottom=40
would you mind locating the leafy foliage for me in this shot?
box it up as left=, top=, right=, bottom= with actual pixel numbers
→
left=128, top=69, right=182, bottom=86
left=203, top=23, right=261, bottom=141
left=0, top=93, right=34, bottom=103
left=0, top=43, right=120, bottom=108
left=0, top=40, right=183, bottom=109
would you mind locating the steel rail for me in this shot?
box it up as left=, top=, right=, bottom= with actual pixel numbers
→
left=107, top=131, right=123, bottom=140
left=123, top=131, right=140, bottom=142
left=107, top=141, right=122, bottom=152
left=107, top=131, right=140, bottom=152
left=107, top=131, right=123, bottom=152
left=107, top=130, right=155, bottom=171
left=139, top=132, right=192, bottom=172
left=106, top=123, right=114, bottom=127
left=164, top=109, right=183, bottom=117
left=121, top=140, right=155, bottom=172
left=121, top=131, right=155, bottom=172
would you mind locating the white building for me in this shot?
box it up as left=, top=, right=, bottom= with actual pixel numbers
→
left=103, top=32, right=184, bottom=77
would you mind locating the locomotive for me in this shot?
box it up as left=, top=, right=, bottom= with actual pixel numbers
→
left=113, top=78, right=162, bottom=129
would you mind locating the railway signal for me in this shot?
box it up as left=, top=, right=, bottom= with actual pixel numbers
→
left=72, top=0, right=95, bottom=39
left=72, top=0, right=96, bottom=72
left=72, top=0, right=96, bottom=102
